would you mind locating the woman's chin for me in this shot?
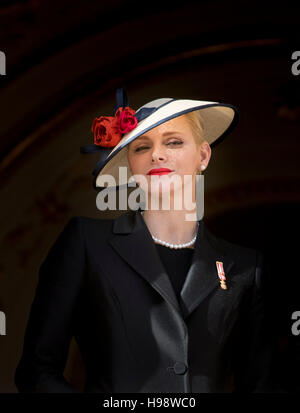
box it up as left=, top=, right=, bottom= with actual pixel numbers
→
left=137, top=174, right=187, bottom=198
left=148, top=183, right=185, bottom=198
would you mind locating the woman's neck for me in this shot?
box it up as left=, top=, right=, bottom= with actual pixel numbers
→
left=140, top=210, right=199, bottom=249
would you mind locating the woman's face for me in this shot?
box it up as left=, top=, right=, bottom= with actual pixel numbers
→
left=127, top=114, right=209, bottom=205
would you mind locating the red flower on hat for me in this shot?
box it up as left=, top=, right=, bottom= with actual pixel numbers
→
left=115, top=106, right=138, bottom=133
left=92, top=106, right=137, bottom=148
left=92, top=116, right=120, bottom=148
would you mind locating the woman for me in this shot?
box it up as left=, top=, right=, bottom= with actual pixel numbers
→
left=15, top=88, right=276, bottom=393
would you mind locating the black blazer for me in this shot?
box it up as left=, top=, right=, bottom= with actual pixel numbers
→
left=15, top=209, right=277, bottom=393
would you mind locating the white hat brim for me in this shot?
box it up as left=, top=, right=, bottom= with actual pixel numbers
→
left=93, top=99, right=238, bottom=189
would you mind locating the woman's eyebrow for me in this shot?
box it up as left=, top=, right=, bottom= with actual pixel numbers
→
left=136, top=131, right=184, bottom=141
left=162, top=131, right=184, bottom=136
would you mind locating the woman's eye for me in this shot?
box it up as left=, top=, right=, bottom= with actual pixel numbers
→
left=134, top=141, right=182, bottom=152
left=134, top=146, right=149, bottom=152
left=167, top=141, right=183, bottom=146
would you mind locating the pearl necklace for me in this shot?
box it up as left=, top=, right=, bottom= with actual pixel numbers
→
left=141, top=211, right=199, bottom=249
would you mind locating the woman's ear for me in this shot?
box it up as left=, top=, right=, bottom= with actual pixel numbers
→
left=198, top=141, right=211, bottom=171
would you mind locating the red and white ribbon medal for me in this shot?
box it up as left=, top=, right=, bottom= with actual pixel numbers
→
left=216, top=261, right=227, bottom=290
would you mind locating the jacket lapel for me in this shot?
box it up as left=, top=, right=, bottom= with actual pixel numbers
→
left=179, top=218, right=235, bottom=319
left=108, top=210, right=181, bottom=314
left=108, top=210, right=235, bottom=320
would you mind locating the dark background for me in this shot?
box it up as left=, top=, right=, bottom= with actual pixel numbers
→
left=0, top=0, right=299, bottom=393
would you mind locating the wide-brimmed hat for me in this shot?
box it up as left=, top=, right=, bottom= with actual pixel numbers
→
left=80, top=87, right=239, bottom=190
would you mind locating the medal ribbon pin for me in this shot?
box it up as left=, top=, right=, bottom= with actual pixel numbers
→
left=216, top=261, right=227, bottom=290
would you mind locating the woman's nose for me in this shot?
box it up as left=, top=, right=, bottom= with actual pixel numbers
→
left=151, top=145, right=166, bottom=161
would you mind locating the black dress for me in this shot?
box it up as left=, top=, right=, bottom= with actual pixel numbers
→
left=154, top=243, right=194, bottom=305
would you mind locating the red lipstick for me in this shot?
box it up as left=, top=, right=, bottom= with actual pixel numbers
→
left=147, top=168, right=173, bottom=176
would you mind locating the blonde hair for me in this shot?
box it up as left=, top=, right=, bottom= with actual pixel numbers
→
left=183, top=110, right=207, bottom=175
left=183, top=110, right=205, bottom=145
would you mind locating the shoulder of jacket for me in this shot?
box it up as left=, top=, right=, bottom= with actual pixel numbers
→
left=67, top=215, right=116, bottom=237
left=68, top=215, right=115, bottom=225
